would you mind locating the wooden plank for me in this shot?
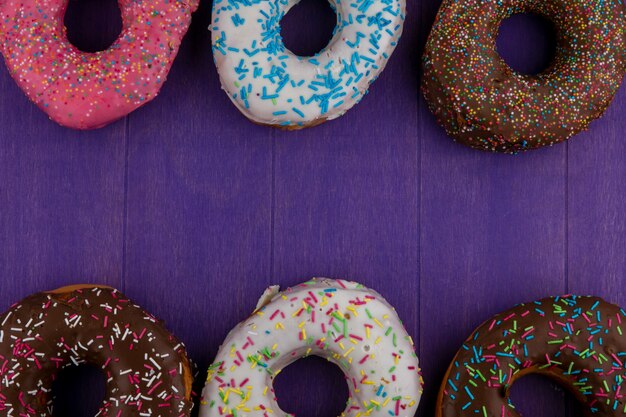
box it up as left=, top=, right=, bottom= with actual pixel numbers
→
left=567, top=87, right=626, bottom=301
left=0, top=48, right=126, bottom=297
left=122, top=2, right=274, bottom=376
left=565, top=83, right=626, bottom=417
left=271, top=0, right=420, bottom=279
left=417, top=130, right=568, bottom=415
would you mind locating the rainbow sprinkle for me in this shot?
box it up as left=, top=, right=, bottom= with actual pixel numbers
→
left=421, top=0, right=626, bottom=152
left=440, top=295, right=626, bottom=416
left=200, top=278, right=423, bottom=417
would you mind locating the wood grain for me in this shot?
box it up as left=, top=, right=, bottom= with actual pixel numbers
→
left=122, top=0, right=274, bottom=372
left=567, top=85, right=626, bottom=301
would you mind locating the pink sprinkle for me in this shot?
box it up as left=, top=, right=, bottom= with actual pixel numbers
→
left=147, top=380, right=162, bottom=395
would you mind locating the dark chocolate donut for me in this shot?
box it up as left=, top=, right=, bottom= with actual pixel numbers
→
left=0, top=285, right=193, bottom=417
left=437, top=295, right=626, bottom=417
left=421, top=0, right=626, bottom=153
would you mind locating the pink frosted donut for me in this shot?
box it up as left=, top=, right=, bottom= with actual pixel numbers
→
left=0, top=0, right=198, bottom=129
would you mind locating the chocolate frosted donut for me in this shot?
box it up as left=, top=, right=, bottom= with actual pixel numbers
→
left=437, top=295, right=626, bottom=417
left=0, top=285, right=193, bottom=417
left=421, top=0, right=626, bottom=153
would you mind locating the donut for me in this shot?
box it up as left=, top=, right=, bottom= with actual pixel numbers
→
left=200, top=278, right=422, bottom=417
left=0, top=0, right=198, bottom=129
left=421, top=0, right=626, bottom=153
left=210, top=0, right=405, bottom=128
left=437, top=295, right=626, bottom=417
left=0, top=284, right=193, bottom=417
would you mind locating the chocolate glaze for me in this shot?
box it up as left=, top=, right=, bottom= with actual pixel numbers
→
left=437, top=295, right=626, bottom=417
left=0, top=285, right=193, bottom=417
left=421, top=0, right=626, bottom=153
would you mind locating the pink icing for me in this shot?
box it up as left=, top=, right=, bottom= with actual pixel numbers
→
left=0, top=0, right=198, bottom=129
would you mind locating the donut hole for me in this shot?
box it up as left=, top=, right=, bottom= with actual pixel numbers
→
left=64, top=0, right=123, bottom=52
left=52, top=364, right=106, bottom=417
left=496, top=13, right=557, bottom=75
left=508, top=374, right=584, bottom=417
left=274, top=356, right=348, bottom=417
left=280, top=0, right=337, bottom=57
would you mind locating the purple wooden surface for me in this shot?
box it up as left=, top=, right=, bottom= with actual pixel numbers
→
left=1, top=0, right=626, bottom=416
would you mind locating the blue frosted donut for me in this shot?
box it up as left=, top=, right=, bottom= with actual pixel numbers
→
left=210, top=0, right=405, bottom=128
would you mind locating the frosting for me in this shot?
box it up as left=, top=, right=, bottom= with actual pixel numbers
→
left=421, top=0, right=626, bottom=152
left=200, top=278, right=423, bottom=417
left=0, top=285, right=193, bottom=417
left=210, top=0, right=405, bottom=127
left=438, top=295, right=626, bottom=416
left=0, top=0, right=198, bottom=129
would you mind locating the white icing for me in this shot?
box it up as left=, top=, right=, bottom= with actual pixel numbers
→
left=210, top=0, right=405, bottom=127
left=200, top=278, right=422, bottom=417
left=256, top=285, right=281, bottom=309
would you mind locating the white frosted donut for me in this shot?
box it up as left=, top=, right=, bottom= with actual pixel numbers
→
left=209, top=0, right=405, bottom=128
left=200, top=278, right=422, bottom=417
